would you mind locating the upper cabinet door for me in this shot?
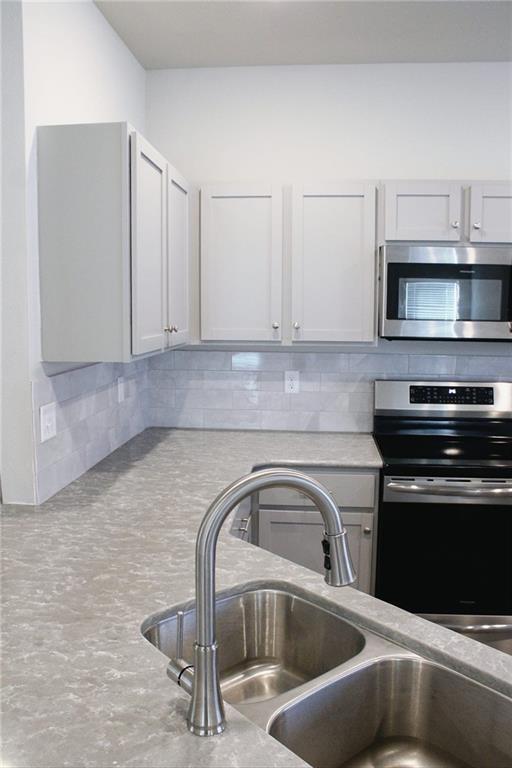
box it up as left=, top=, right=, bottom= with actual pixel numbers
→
left=384, top=181, right=462, bottom=241
left=167, top=166, right=190, bottom=347
left=469, top=183, right=512, bottom=243
left=201, top=184, right=283, bottom=341
left=292, top=184, right=376, bottom=342
left=131, top=132, right=167, bottom=355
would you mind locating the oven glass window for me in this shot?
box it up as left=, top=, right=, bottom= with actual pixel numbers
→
left=386, top=263, right=510, bottom=322
left=398, top=277, right=502, bottom=321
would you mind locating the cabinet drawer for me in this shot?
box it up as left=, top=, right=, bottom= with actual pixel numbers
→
left=258, top=472, right=375, bottom=509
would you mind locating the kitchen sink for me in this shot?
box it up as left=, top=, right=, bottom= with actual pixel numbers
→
left=142, top=585, right=365, bottom=707
left=268, top=657, right=512, bottom=768
left=143, top=582, right=512, bottom=766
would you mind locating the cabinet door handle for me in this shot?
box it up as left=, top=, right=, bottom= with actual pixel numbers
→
left=293, top=322, right=301, bottom=330
left=163, top=326, right=171, bottom=333
left=272, top=322, right=280, bottom=330
left=450, top=221, right=460, bottom=229
left=172, top=325, right=179, bottom=333
left=473, top=222, right=482, bottom=230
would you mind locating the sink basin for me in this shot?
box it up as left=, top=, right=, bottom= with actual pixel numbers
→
left=142, top=585, right=365, bottom=706
left=268, top=657, right=512, bottom=768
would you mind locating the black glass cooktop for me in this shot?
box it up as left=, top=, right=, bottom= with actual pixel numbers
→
left=373, top=417, right=512, bottom=476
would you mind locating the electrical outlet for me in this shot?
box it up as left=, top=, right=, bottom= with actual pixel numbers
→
left=40, top=402, right=57, bottom=442
left=285, top=370, right=300, bottom=394
left=117, top=376, right=125, bottom=403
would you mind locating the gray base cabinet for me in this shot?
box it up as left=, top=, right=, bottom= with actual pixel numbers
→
left=259, top=508, right=374, bottom=593
left=254, top=469, right=378, bottom=594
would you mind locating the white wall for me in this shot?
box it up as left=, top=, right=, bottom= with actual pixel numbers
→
left=2, top=1, right=147, bottom=503
left=146, top=62, right=512, bottom=183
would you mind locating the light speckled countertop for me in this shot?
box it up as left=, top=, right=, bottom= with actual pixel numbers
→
left=2, top=429, right=511, bottom=768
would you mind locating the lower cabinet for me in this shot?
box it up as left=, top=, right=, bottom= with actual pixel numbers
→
left=258, top=507, right=374, bottom=594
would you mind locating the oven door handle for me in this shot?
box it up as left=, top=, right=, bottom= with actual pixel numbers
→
left=386, top=481, right=512, bottom=498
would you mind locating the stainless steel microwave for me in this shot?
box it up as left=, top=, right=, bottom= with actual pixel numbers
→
left=380, top=245, right=512, bottom=341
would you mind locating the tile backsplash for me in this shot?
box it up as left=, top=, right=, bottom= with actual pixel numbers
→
left=32, top=360, right=149, bottom=503
left=32, top=347, right=512, bottom=503
left=147, top=348, right=512, bottom=433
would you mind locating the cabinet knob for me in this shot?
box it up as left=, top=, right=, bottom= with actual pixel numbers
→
left=163, top=326, right=171, bottom=333
left=363, top=527, right=372, bottom=535
left=450, top=221, right=460, bottom=229
left=473, top=222, right=482, bottom=230
left=272, top=322, right=280, bottom=330
left=293, top=322, right=301, bottom=330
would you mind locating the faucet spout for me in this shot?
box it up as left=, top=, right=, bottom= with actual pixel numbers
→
left=186, top=467, right=356, bottom=736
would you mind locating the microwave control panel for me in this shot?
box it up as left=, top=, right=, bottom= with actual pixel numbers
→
left=409, top=386, right=494, bottom=405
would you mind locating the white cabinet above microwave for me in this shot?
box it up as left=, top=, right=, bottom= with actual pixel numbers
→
left=381, top=181, right=512, bottom=244
left=38, top=122, right=190, bottom=363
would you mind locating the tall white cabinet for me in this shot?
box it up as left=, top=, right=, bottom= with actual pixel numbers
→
left=38, top=122, right=190, bottom=362
left=131, top=133, right=167, bottom=356
left=200, top=184, right=283, bottom=342
left=167, top=167, right=191, bottom=347
left=291, top=184, right=376, bottom=342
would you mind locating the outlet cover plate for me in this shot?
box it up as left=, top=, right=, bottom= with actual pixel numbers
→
left=40, top=402, right=57, bottom=442
left=285, top=370, right=300, bottom=394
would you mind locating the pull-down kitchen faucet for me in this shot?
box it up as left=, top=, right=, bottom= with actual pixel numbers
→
left=169, top=467, right=356, bottom=736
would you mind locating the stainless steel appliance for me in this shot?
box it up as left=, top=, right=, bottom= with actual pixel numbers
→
left=373, top=380, right=512, bottom=653
left=380, top=244, right=512, bottom=340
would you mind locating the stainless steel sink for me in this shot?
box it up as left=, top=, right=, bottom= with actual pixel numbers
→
left=268, top=657, right=512, bottom=768
left=143, top=582, right=512, bottom=766
left=142, top=584, right=365, bottom=708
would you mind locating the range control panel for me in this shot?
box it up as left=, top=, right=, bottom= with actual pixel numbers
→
left=410, top=385, right=494, bottom=405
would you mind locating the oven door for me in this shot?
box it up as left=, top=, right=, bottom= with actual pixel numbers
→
left=375, top=477, right=512, bottom=618
left=380, top=245, right=512, bottom=340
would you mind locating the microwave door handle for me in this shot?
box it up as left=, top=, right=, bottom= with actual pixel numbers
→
left=386, top=481, right=512, bottom=498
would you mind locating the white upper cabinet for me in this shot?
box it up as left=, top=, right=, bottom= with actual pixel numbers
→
left=38, top=122, right=190, bottom=363
left=383, top=181, right=463, bottom=241
left=167, top=166, right=190, bottom=346
left=469, top=182, right=512, bottom=243
left=131, top=133, right=167, bottom=356
left=291, top=184, right=376, bottom=342
left=201, top=184, right=283, bottom=341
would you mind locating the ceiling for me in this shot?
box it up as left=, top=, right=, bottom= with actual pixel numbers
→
left=95, top=1, right=512, bottom=69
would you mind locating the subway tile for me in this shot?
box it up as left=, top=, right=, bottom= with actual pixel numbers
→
left=203, top=410, right=262, bottom=430
left=174, top=350, right=231, bottom=370
left=148, top=408, right=204, bottom=429
left=317, top=412, right=373, bottom=432
left=260, top=411, right=319, bottom=431
left=149, top=387, right=176, bottom=408
left=349, top=353, right=408, bottom=374
left=408, top=355, right=457, bottom=376
left=231, top=352, right=291, bottom=371
left=149, top=350, right=175, bottom=370
left=203, top=371, right=260, bottom=390
left=232, top=391, right=290, bottom=411
left=259, top=372, right=285, bottom=391
left=455, top=355, right=512, bottom=378
left=320, top=374, right=373, bottom=393
left=175, top=390, right=233, bottom=410
left=290, top=353, right=349, bottom=373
